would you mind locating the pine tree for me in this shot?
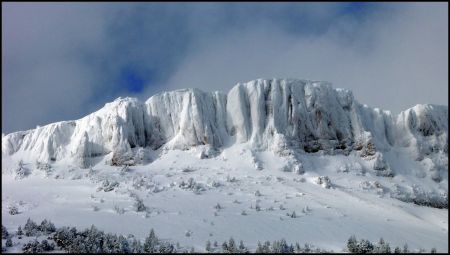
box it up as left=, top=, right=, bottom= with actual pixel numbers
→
left=24, top=218, right=38, bottom=236
left=256, top=241, right=263, bottom=253
left=159, top=241, right=174, bottom=253
left=6, top=236, right=12, bottom=247
left=205, top=240, right=212, bottom=252
left=131, top=239, right=142, bottom=253
left=143, top=228, right=158, bottom=253
left=17, top=225, right=23, bottom=236
left=403, top=243, right=409, bottom=253
left=228, top=237, right=236, bottom=253
left=304, top=243, right=312, bottom=253
left=295, top=242, right=301, bottom=253
left=222, top=241, right=228, bottom=252
left=2, top=225, right=8, bottom=239
left=358, top=239, right=374, bottom=253
left=394, top=246, right=401, bottom=253
left=279, top=239, right=289, bottom=253
left=289, top=244, right=295, bottom=253
left=291, top=211, right=297, bottom=218
left=431, top=247, right=437, bottom=253
left=238, top=240, right=247, bottom=252
left=213, top=241, right=218, bottom=247
left=377, top=238, right=391, bottom=253
left=40, top=219, right=56, bottom=234
left=263, top=241, right=271, bottom=253
left=117, top=235, right=129, bottom=253
left=347, top=235, right=358, bottom=253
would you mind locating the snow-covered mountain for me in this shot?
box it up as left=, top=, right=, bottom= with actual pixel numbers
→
left=3, top=79, right=448, bottom=180
left=2, top=78, right=448, bottom=252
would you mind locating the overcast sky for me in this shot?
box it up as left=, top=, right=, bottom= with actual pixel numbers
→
left=2, top=2, right=448, bottom=133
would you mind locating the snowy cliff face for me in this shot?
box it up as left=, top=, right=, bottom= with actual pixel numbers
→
left=145, top=89, right=228, bottom=150
left=2, top=78, right=448, bottom=174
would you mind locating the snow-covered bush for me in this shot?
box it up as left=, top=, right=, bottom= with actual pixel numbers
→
left=179, top=178, right=206, bottom=194
left=391, top=184, right=448, bottom=208
left=182, top=166, right=196, bottom=173
left=316, top=176, right=332, bottom=189
left=36, top=161, right=52, bottom=176
left=98, top=179, right=119, bottom=192
left=226, top=175, right=238, bottom=182
left=119, top=165, right=130, bottom=175
left=14, top=160, right=30, bottom=179
left=373, top=153, right=394, bottom=177
left=251, top=155, right=264, bottom=171
left=132, top=176, right=148, bottom=190
left=114, top=205, right=125, bottom=215
left=360, top=181, right=384, bottom=195
left=255, top=203, right=261, bottom=212
left=286, top=211, right=297, bottom=218
left=207, top=179, right=222, bottom=188
left=8, top=205, right=19, bottom=215
left=133, top=197, right=147, bottom=212
left=133, top=147, right=148, bottom=165
left=293, top=163, right=304, bottom=175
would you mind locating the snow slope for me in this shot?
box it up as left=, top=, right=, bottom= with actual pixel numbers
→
left=2, top=78, right=448, bottom=252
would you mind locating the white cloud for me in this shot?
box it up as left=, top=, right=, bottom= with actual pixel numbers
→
left=158, top=3, right=448, bottom=113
